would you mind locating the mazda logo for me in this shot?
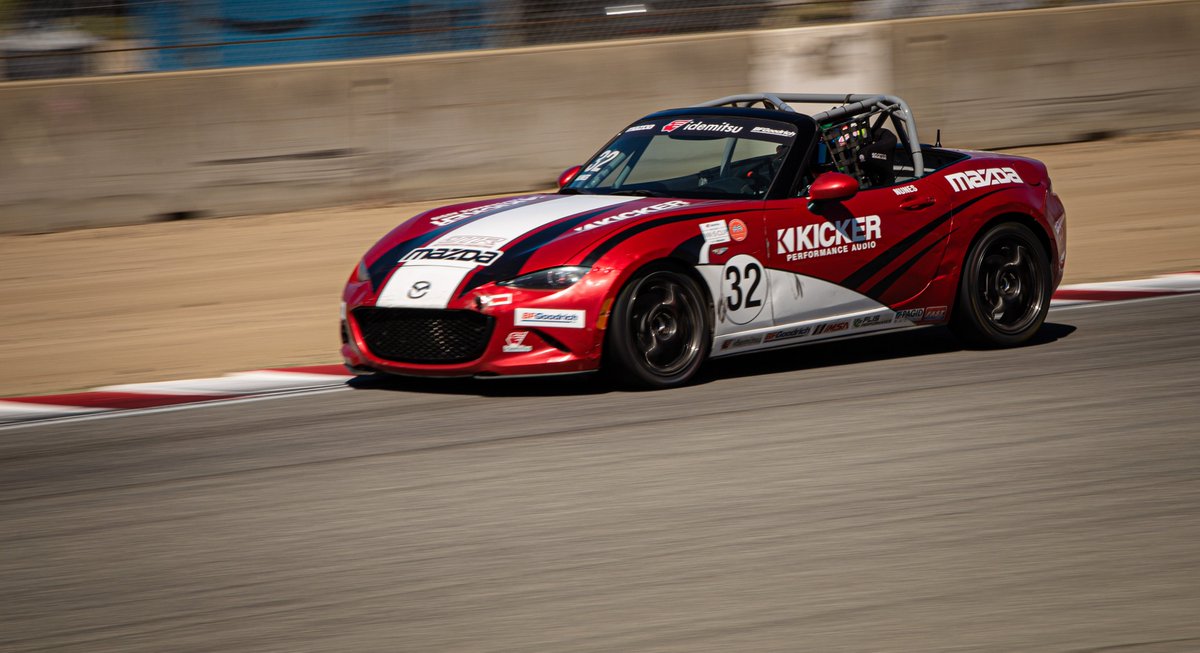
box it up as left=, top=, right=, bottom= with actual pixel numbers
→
left=408, top=281, right=431, bottom=299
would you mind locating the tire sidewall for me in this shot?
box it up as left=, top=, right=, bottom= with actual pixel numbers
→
left=954, top=222, right=1051, bottom=347
left=606, top=266, right=712, bottom=389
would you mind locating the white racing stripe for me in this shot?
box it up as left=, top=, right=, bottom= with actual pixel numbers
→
left=377, top=265, right=473, bottom=309
left=378, top=195, right=635, bottom=308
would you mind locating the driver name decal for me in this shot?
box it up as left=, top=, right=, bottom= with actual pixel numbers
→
left=776, top=216, right=882, bottom=261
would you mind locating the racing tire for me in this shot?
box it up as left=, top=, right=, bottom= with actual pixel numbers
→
left=606, top=266, right=711, bottom=389
left=951, top=222, right=1051, bottom=347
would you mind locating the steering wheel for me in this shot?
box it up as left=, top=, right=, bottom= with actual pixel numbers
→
left=739, top=158, right=777, bottom=196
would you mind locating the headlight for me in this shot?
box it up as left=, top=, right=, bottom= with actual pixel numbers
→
left=355, top=260, right=370, bottom=283
left=499, top=266, right=590, bottom=290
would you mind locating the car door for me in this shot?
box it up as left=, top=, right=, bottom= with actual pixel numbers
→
left=697, top=207, right=774, bottom=340
left=764, top=176, right=953, bottom=326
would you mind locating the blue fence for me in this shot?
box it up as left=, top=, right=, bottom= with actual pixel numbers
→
left=1, top=0, right=1134, bottom=78
left=131, top=0, right=494, bottom=70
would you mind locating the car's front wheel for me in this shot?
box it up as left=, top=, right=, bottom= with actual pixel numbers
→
left=606, top=266, right=711, bottom=389
left=951, top=222, right=1051, bottom=347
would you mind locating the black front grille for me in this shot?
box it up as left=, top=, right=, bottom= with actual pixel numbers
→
left=353, top=307, right=493, bottom=364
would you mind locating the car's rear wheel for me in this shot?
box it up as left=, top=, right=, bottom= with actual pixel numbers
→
left=606, top=266, right=711, bottom=389
left=951, top=222, right=1051, bottom=347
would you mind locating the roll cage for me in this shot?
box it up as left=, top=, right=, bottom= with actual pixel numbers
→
left=697, top=93, right=926, bottom=179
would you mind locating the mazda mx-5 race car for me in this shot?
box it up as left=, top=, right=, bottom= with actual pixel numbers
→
left=341, top=93, right=1066, bottom=388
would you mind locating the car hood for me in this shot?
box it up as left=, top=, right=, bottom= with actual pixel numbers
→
left=362, top=193, right=741, bottom=296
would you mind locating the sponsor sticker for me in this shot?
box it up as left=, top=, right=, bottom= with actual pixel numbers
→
left=679, top=121, right=743, bottom=135
left=853, top=314, right=892, bottom=328
left=776, top=215, right=881, bottom=262
left=750, top=126, right=797, bottom=138
left=894, top=308, right=925, bottom=322
left=624, top=124, right=655, bottom=133
left=700, top=220, right=731, bottom=244
left=764, top=326, right=810, bottom=343
left=720, top=335, right=763, bottom=350
left=514, top=308, right=586, bottom=329
left=432, top=234, right=507, bottom=248
left=429, top=196, right=540, bottom=227
left=729, top=219, right=748, bottom=242
left=477, top=293, right=512, bottom=307
left=922, top=306, right=948, bottom=322
left=402, top=246, right=501, bottom=266
left=662, top=119, right=692, bottom=133
left=946, top=167, right=1023, bottom=193
left=502, top=331, right=533, bottom=353
left=812, top=320, right=850, bottom=335
left=892, top=185, right=919, bottom=196
left=573, top=200, right=691, bottom=232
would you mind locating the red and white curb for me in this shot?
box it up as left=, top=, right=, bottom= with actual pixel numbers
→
left=1049, top=271, right=1200, bottom=306
left=2, top=272, right=1198, bottom=426
left=0, top=365, right=353, bottom=425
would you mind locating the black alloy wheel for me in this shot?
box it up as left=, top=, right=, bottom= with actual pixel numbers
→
left=606, top=267, right=711, bottom=388
left=951, top=222, right=1051, bottom=347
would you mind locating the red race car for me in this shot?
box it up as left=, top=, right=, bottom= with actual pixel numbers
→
left=341, top=93, right=1066, bottom=388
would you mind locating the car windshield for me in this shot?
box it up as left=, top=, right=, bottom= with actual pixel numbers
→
left=564, top=116, right=804, bottom=200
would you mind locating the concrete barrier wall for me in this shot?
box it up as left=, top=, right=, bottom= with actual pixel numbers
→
left=887, top=0, right=1200, bottom=148
left=0, top=34, right=755, bottom=232
left=0, top=0, right=1196, bottom=233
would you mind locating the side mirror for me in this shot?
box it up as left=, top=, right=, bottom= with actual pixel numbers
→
left=558, top=165, right=582, bottom=189
left=809, top=172, right=859, bottom=202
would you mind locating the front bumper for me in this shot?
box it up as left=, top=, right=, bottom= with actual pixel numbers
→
left=341, top=278, right=612, bottom=378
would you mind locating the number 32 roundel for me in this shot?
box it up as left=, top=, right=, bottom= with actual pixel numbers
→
left=720, top=254, right=766, bottom=325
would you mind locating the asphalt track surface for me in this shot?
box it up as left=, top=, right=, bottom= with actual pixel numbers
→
left=3, top=296, right=1199, bottom=652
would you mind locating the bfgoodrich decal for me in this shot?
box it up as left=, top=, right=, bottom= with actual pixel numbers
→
left=514, top=308, right=586, bottom=329
left=764, top=325, right=810, bottom=342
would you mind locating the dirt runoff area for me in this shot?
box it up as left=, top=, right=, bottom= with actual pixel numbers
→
left=2, top=131, right=1199, bottom=396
